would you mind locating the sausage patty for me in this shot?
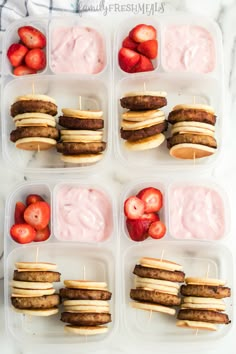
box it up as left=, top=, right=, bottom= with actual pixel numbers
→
left=177, top=309, right=230, bottom=324
left=133, top=264, right=185, bottom=283
left=13, top=270, right=61, bottom=283
left=60, top=288, right=112, bottom=301
left=168, top=109, right=216, bottom=125
left=180, top=285, right=231, bottom=299
left=56, top=142, right=106, bottom=155
left=121, top=121, right=168, bottom=141
left=59, top=117, right=104, bottom=130
left=130, top=288, right=181, bottom=306
left=10, top=127, right=59, bottom=142
left=11, top=100, right=58, bottom=117
left=167, top=133, right=217, bottom=149
left=61, top=312, right=111, bottom=326
left=120, top=96, right=167, bottom=110
left=11, top=294, right=60, bottom=309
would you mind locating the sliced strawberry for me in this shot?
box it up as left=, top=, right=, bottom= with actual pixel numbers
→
left=137, top=187, right=163, bottom=213
left=122, top=36, right=138, bottom=51
left=118, top=47, right=140, bottom=73
left=26, top=194, right=44, bottom=206
left=34, top=226, right=50, bottom=242
left=24, top=201, right=50, bottom=230
left=18, top=26, right=46, bottom=49
left=7, top=43, right=28, bottom=67
left=14, top=202, right=26, bottom=224
left=13, top=65, right=37, bottom=76
left=126, top=218, right=149, bottom=242
left=137, top=39, right=158, bottom=60
left=124, top=196, right=145, bottom=220
left=140, top=212, right=160, bottom=222
left=10, top=223, right=36, bottom=244
left=129, top=24, right=157, bottom=43
left=148, top=221, right=166, bottom=239
left=131, top=54, right=154, bottom=73
left=25, top=48, right=46, bottom=71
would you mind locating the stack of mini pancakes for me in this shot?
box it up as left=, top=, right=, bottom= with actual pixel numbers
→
left=176, top=276, right=231, bottom=331
left=130, top=257, right=185, bottom=316
left=120, top=91, right=168, bottom=151
left=167, top=104, right=217, bottom=159
left=10, top=94, right=59, bottom=150
left=11, top=261, right=61, bottom=316
left=60, top=280, right=112, bottom=335
left=57, top=108, right=106, bottom=164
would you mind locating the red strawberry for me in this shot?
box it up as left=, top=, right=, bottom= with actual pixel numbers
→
left=122, top=36, right=138, bottom=51
left=137, top=40, right=158, bottom=59
left=126, top=219, right=149, bottom=242
left=26, top=194, right=44, bottom=206
left=7, top=43, right=28, bottom=67
left=131, top=54, right=154, bottom=73
left=24, top=201, right=50, bottom=230
left=129, top=24, right=157, bottom=43
left=140, top=212, right=160, bottom=222
left=34, top=226, right=50, bottom=242
left=18, top=26, right=46, bottom=49
left=13, top=65, right=37, bottom=76
left=137, top=187, right=163, bottom=213
left=10, top=223, right=36, bottom=244
left=118, top=47, right=140, bottom=73
left=25, top=48, right=46, bottom=70
left=148, top=221, right=166, bottom=239
left=14, top=202, right=26, bottom=224
left=124, top=196, right=144, bottom=220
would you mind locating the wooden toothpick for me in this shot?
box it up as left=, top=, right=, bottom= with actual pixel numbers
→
left=79, top=96, right=82, bottom=110
left=160, top=249, right=165, bottom=262
left=35, top=247, right=39, bottom=263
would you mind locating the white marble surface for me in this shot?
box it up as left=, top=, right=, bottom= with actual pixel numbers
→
left=0, top=0, right=236, bottom=353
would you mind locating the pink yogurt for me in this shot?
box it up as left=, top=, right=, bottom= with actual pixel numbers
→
left=169, top=185, right=225, bottom=240
left=163, top=25, right=215, bottom=73
left=51, top=26, right=105, bottom=74
left=56, top=186, right=113, bottom=242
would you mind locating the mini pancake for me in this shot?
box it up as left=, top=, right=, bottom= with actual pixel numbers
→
left=185, top=277, right=226, bottom=286
left=13, top=270, right=61, bottom=283
left=177, top=309, right=230, bottom=324
left=181, top=296, right=226, bottom=311
left=60, top=153, right=103, bottom=164
left=11, top=94, right=58, bottom=117
left=13, top=308, right=59, bottom=316
left=135, top=276, right=180, bottom=290
left=135, top=280, right=179, bottom=295
left=15, top=118, right=56, bottom=128
left=133, top=264, right=185, bottom=283
left=180, top=284, right=231, bottom=299
left=140, top=258, right=183, bottom=272
left=15, top=137, right=57, bottom=151
left=60, top=130, right=103, bottom=143
left=130, top=288, right=181, bottom=306
left=13, top=112, right=56, bottom=122
left=11, top=280, right=53, bottom=290
left=63, top=300, right=110, bottom=307
left=11, top=294, right=60, bottom=309
left=56, top=142, right=106, bottom=155
left=130, top=301, right=176, bottom=315
left=121, top=115, right=165, bottom=130
left=120, top=91, right=167, bottom=110
left=125, top=133, right=165, bottom=151
left=62, top=108, right=103, bottom=119
left=60, top=288, right=112, bottom=301
left=64, top=305, right=109, bottom=313
left=10, top=127, right=59, bottom=142
left=64, top=280, right=108, bottom=290
left=169, top=143, right=217, bottom=160
left=171, top=122, right=215, bottom=137
left=64, top=325, right=108, bottom=335
left=176, top=320, right=217, bottom=331
left=61, top=312, right=111, bottom=326
left=122, top=109, right=164, bottom=122
left=15, top=262, right=57, bottom=271
left=12, top=287, right=56, bottom=296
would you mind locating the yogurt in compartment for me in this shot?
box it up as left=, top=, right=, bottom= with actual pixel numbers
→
left=55, top=186, right=113, bottom=242
left=163, top=25, right=215, bottom=73
left=169, top=184, right=225, bottom=240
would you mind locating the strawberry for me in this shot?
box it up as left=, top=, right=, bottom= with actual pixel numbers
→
left=14, top=202, right=26, bottom=224
left=24, top=201, right=50, bottom=230
left=118, top=47, right=140, bottom=73
left=148, top=221, right=166, bottom=239
left=10, top=223, right=36, bottom=244
left=129, top=24, right=157, bottom=43
left=124, top=196, right=145, bottom=220
left=137, top=187, right=163, bottom=213
left=126, top=219, right=149, bottom=242
left=26, top=194, right=44, bottom=206
left=131, top=54, right=154, bottom=73
left=137, top=39, right=158, bottom=60
left=122, top=36, right=138, bottom=51
left=18, top=26, right=46, bottom=49
left=25, top=48, right=46, bottom=71
left=140, top=212, right=160, bottom=222
left=13, top=65, right=37, bottom=76
left=34, top=226, right=50, bottom=242
left=7, top=43, right=28, bottom=67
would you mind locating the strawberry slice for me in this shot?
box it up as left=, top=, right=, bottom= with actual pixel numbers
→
left=26, top=194, right=44, bottom=206
left=140, top=212, right=160, bottom=222
left=126, top=218, right=149, bottom=242
left=124, top=196, right=144, bottom=219
left=25, top=48, right=46, bottom=71
left=24, top=201, right=50, bottom=230
left=129, top=24, right=157, bottom=43
left=18, top=26, right=46, bottom=49
left=13, top=65, right=37, bottom=76
left=137, top=187, right=163, bottom=213
left=14, top=202, right=26, bottom=224
left=137, top=39, right=158, bottom=59
left=148, top=221, right=166, bottom=239
left=10, top=223, right=36, bottom=244
left=131, top=54, right=154, bottom=73
left=7, top=43, right=28, bottom=67
left=118, top=47, right=140, bottom=73
left=34, top=226, right=50, bottom=242
left=122, top=36, right=138, bottom=51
